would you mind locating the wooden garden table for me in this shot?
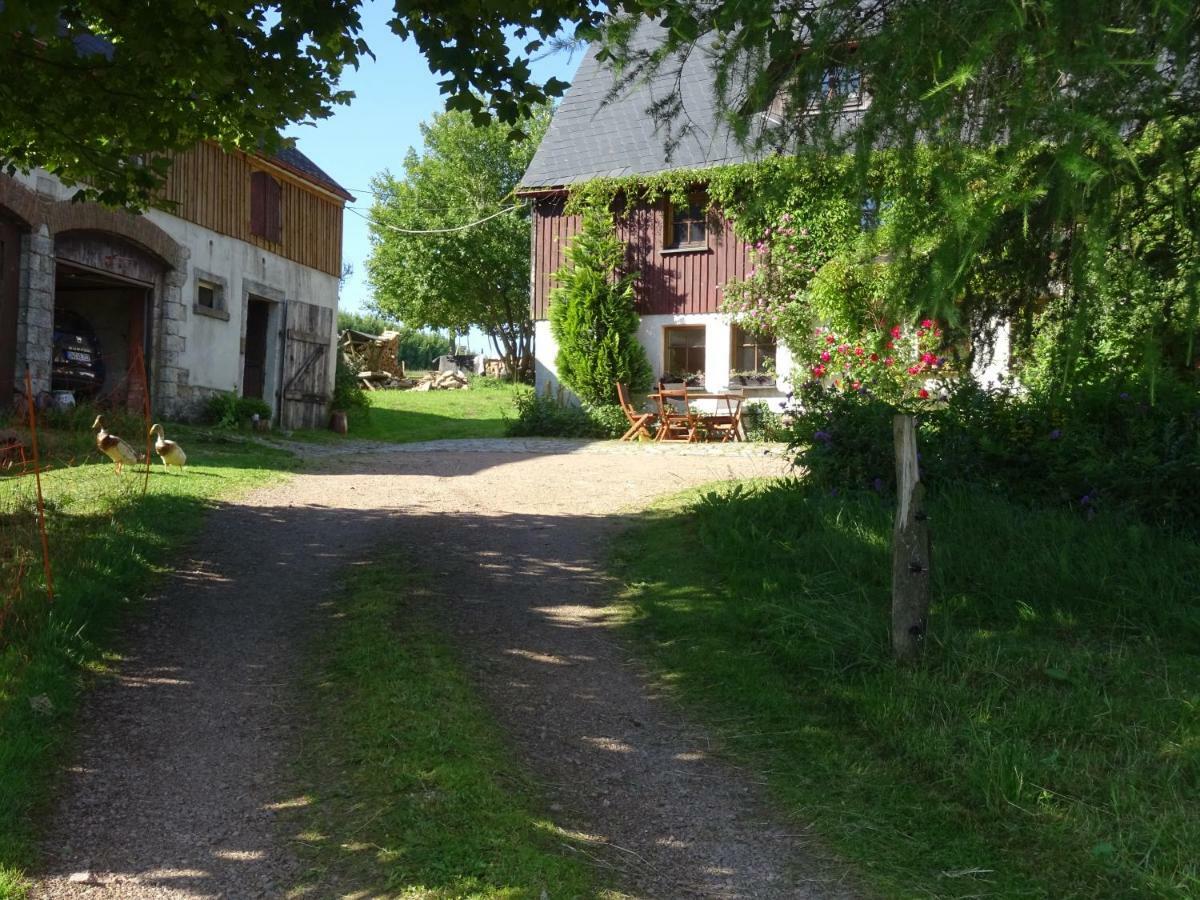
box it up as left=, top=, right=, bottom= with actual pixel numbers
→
left=647, top=390, right=745, bottom=442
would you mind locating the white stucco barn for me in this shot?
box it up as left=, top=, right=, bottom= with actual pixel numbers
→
left=0, top=142, right=350, bottom=428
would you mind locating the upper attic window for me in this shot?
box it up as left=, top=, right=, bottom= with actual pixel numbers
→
left=665, top=194, right=708, bottom=249
left=250, top=171, right=282, bottom=244
left=821, top=65, right=863, bottom=107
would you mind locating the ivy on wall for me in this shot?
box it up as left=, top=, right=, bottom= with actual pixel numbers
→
left=561, top=131, right=1200, bottom=398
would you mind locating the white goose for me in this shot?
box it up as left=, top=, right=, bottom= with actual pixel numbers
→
left=149, top=423, right=187, bottom=473
left=92, top=415, right=139, bottom=474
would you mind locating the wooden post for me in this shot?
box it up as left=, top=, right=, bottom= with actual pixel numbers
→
left=891, top=413, right=930, bottom=663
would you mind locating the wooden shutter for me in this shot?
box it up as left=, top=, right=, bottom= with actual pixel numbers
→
left=250, top=171, right=282, bottom=243
left=250, top=171, right=266, bottom=238
left=265, top=175, right=282, bottom=243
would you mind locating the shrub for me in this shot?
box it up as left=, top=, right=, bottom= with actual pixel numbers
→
left=740, top=401, right=786, bottom=442
left=549, top=207, right=652, bottom=406
left=791, top=377, right=1200, bottom=531
left=331, top=350, right=370, bottom=419
left=505, top=391, right=628, bottom=439
left=201, top=392, right=272, bottom=429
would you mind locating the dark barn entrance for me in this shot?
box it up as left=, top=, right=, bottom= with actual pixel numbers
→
left=53, top=262, right=152, bottom=408
left=242, top=296, right=271, bottom=400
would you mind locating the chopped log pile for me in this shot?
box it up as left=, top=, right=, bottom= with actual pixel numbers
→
left=338, top=328, right=473, bottom=392
left=411, top=370, right=470, bottom=391
left=340, top=329, right=409, bottom=390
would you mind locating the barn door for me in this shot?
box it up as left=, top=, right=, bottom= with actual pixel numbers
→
left=280, top=300, right=334, bottom=430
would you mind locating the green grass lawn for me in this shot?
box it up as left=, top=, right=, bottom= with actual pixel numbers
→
left=295, top=376, right=529, bottom=444
left=289, top=551, right=599, bottom=898
left=0, top=418, right=296, bottom=898
left=612, top=479, right=1200, bottom=899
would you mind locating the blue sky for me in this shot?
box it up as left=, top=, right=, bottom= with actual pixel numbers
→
left=283, top=2, right=583, bottom=349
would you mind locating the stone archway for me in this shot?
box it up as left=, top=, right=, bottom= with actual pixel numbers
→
left=4, top=174, right=190, bottom=412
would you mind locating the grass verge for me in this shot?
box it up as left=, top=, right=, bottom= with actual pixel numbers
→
left=0, top=421, right=296, bottom=898
left=288, top=551, right=599, bottom=898
left=611, top=478, right=1200, bottom=899
left=293, top=377, right=530, bottom=444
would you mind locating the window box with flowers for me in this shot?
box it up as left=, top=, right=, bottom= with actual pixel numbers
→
left=727, top=370, right=777, bottom=388
left=658, top=371, right=705, bottom=389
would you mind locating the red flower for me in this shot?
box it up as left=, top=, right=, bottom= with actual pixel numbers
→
left=884, top=357, right=894, bottom=366
left=854, top=346, right=865, bottom=357
left=907, top=365, right=921, bottom=375
left=921, top=352, right=937, bottom=365
left=890, top=325, right=901, bottom=338
left=851, top=380, right=862, bottom=390
left=820, top=350, right=831, bottom=362
left=885, top=341, right=895, bottom=350
left=918, top=388, right=930, bottom=399
left=921, top=319, right=933, bottom=328
left=838, top=344, right=850, bottom=354
left=812, top=364, right=826, bottom=377
left=869, top=353, right=879, bottom=362
left=825, top=335, right=837, bottom=345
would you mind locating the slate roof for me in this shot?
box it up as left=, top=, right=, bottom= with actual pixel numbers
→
left=268, top=145, right=354, bottom=202
left=520, top=21, right=763, bottom=190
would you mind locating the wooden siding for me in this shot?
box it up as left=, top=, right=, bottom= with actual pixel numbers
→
left=530, top=194, right=751, bottom=320
left=159, top=143, right=344, bottom=277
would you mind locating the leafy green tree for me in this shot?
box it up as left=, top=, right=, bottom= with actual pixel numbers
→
left=366, top=106, right=549, bottom=380
left=549, top=208, right=652, bottom=406
left=0, top=1, right=366, bottom=207
left=598, top=2, right=1199, bottom=378
left=0, top=1, right=597, bottom=208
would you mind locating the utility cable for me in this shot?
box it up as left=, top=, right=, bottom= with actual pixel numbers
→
left=347, top=202, right=526, bottom=235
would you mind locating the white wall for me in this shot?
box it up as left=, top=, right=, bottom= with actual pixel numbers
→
left=534, top=313, right=795, bottom=412
left=144, top=210, right=340, bottom=413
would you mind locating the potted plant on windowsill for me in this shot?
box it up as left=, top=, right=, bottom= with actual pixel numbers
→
left=727, top=370, right=777, bottom=388
left=658, top=371, right=705, bottom=390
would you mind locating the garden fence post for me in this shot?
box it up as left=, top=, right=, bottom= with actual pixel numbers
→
left=891, top=412, right=929, bottom=662
left=24, top=367, right=55, bottom=603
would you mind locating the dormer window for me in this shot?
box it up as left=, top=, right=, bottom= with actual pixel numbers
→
left=821, top=65, right=863, bottom=107
left=250, top=171, right=282, bottom=243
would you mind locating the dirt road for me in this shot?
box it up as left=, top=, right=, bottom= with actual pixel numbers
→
left=34, top=439, right=855, bottom=899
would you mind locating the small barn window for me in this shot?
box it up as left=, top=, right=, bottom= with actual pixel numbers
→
left=250, top=171, right=283, bottom=244
left=197, top=280, right=217, bottom=309
left=192, top=270, right=230, bottom=321
left=665, top=195, right=707, bottom=249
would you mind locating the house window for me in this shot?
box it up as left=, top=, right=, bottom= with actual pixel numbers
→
left=664, top=326, right=706, bottom=379
left=860, top=197, right=880, bottom=231
left=821, top=64, right=863, bottom=107
left=732, top=327, right=776, bottom=374
left=250, top=170, right=282, bottom=243
left=665, top=195, right=707, bottom=248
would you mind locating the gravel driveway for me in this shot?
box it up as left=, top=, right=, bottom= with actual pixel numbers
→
left=33, top=439, right=857, bottom=899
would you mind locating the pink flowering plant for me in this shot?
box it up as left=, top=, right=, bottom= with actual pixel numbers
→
left=720, top=211, right=835, bottom=335
left=802, top=319, right=953, bottom=410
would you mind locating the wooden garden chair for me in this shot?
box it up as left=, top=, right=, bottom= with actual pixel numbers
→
left=654, top=381, right=699, bottom=442
left=615, top=382, right=657, bottom=442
